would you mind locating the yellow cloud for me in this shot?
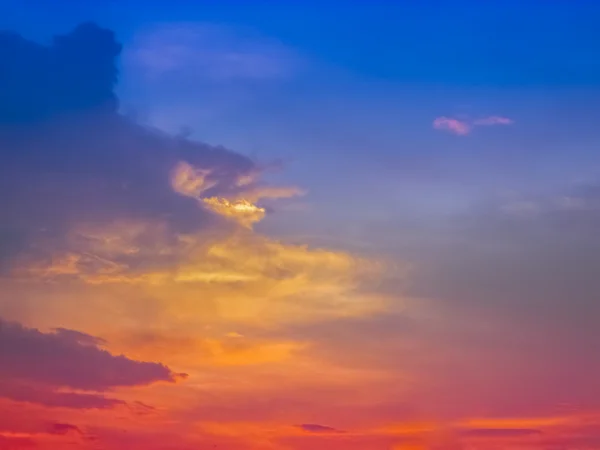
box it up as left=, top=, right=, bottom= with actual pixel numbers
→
left=170, top=161, right=216, bottom=198
left=202, top=197, right=266, bottom=226
left=14, top=221, right=387, bottom=329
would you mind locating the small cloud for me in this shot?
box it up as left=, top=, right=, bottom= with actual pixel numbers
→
left=297, top=423, right=345, bottom=434
left=226, top=331, right=244, bottom=338
left=473, top=116, right=514, bottom=126
left=433, top=115, right=514, bottom=136
left=432, top=117, right=471, bottom=136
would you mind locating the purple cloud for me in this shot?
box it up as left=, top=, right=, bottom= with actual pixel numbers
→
left=297, top=424, right=345, bottom=434
left=0, top=319, right=185, bottom=408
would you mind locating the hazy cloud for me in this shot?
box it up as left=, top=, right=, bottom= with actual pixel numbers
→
left=124, top=22, right=300, bottom=82
left=472, top=116, right=514, bottom=126
left=433, top=115, right=514, bottom=135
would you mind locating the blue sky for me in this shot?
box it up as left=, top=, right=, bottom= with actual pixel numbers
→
left=3, top=0, right=600, bottom=247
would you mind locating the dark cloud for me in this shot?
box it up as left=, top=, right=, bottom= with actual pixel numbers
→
left=48, top=422, right=82, bottom=436
left=0, top=22, right=120, bottom=124
left=297, top=424, right=344, bottom=434
left=0, top=22, right=260, bottom=270
left=0, top=319, right=183, bottom=408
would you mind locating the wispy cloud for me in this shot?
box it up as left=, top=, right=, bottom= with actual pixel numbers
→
left=432, top=117, right=471, bottom=136
left=125, top=23, right=301, bottom=82
left=433, top=115, right=514, bottom=136
left=473, top=115, right=514, bottom=126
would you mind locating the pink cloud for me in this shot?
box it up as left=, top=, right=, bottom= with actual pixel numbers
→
left=432, top=117, right=472, bottom=136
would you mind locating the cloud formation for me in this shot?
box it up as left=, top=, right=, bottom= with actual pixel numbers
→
left=0, top=22, right=301, bottom=277
left=0, top=319, right=182, bottom=408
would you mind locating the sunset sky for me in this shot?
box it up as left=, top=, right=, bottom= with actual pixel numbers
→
left=2, top=1, right=600, bottom=449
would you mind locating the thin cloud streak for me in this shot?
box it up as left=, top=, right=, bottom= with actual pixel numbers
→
left=433, top=115, right=514, bottom=135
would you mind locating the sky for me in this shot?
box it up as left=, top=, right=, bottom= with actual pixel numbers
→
left=1, top=1, right=600, bottom=449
